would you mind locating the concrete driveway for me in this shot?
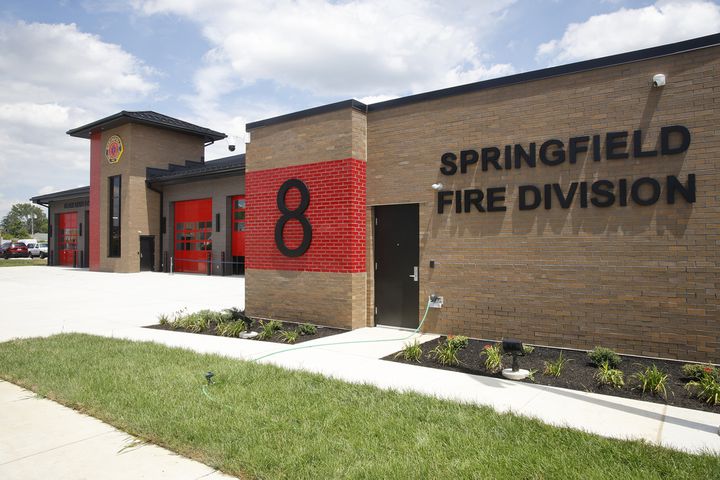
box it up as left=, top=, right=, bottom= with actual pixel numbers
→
left=0, top=266, right=244, bottom=341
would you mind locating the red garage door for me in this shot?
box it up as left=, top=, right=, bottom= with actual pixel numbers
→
left=58, top=212, right=78, bottom=266
left=174, top=198, right=212, bottom=274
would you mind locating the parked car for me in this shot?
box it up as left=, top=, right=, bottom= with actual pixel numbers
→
left=27, top=241, right=48, bottom=258
left=1, top=242, right=30, bottom=259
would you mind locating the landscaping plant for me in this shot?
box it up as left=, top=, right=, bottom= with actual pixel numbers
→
left=685, top=371, right=720, bottom=406
left=298, top=323, right=317, bottom=336
left=522, top=344, right=535, bottom=355
left=430, top=339, right=462, bottom=366
left=446, top=335, right=469, bottom=350
left=257, top=320, right=283, bottom=340
left=217, top=321, right=247, bottom=338
left=396, top=340, right=423, bottom=363
left=587, top=346, right=622, bottom=368
left=595, top=361, right=624, bottom=389
left=480, top=343, right=503, bottom=373
left=223, top=307, right=253, bottom=331
left=543, top=352, right=570, bottom=377
left=632, top=364, right=668, bottom=399
left=681, top=363, right=718, bottom=381
left=280, top=330, right=299, bottom=344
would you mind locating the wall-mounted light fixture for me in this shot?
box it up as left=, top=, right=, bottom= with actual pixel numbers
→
left=652, top=73, right=666, bottom=87
left=431, top=183, right=444, bottom=190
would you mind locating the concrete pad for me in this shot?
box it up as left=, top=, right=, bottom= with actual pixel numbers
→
left=0, top=381, right=114, bottom=463
left=659, top=405, right=720, bottom=454
left=0, top=381, right=236, bottom=480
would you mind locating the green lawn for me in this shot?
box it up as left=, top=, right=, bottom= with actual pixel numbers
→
left=0, top=258, right=47, bottom=267
left=0, top=334, right=717, bottom=479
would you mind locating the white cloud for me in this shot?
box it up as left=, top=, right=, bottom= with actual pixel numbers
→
left=131, top=0, right=516, bottom=120
left=537, top=0, right=720, bottom=64
left=0, top=21, right=156, bottom=218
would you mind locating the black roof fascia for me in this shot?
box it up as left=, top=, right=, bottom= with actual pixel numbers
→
left=67, top=111, right=226, bottom=141
left=367, top=33, right=720, bottom=112
left=30, top=186, right=90, bottom=205
left=246, top=99, right=368, bottom=131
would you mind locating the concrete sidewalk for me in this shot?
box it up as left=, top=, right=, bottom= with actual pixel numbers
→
left=0, top=380, right=236, bottom=480
left=1, top=266, right=719, bottom=479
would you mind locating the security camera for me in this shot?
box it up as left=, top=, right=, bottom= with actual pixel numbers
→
left=228, top=136, right=236, bottom=152
left=652, top=74, right=666, bottom=88
left=431, top=183, right=444, bottom=190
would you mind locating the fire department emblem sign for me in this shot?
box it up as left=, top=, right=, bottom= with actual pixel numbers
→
left=105, top=135, right=124, bottom=164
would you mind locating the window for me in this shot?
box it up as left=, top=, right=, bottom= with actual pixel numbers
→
left=108, top=175, right=121, bottom=257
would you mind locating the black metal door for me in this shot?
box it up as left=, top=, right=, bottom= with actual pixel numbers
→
left=374, top=204, right=419, bottom=328
left=139, top=236, right=154, bottom=271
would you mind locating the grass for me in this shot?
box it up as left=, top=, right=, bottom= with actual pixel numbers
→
left=0, top=334, right=718, bottom=479
left=0, top=258, right=47, bottom=267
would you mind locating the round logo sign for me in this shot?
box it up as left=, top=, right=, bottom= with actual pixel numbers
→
left=105, top=135, right=124, bottom=164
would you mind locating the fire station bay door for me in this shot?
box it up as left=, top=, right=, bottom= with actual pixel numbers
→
left=373, top=204, right=419, bottom=329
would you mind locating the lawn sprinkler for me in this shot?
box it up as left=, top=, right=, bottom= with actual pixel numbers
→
left=501, top=338, right=530, bottom=380
left=205, top=371, right=215, bottom=385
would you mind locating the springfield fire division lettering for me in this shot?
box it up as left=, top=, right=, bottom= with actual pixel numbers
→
left=437, top=125, right=696, bottom=213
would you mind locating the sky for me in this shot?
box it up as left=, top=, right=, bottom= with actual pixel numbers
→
left=1, top=0, right=719, bottom=218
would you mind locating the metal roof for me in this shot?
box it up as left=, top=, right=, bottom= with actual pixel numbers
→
left=67, top=111, right=226, bottom=141
left=146, top=154, right=245, bottom=186
left=30, top=186, right=90, bottom=205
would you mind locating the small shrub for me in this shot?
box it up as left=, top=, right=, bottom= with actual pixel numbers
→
left=431, top=340, right=461, bottom=366
left=217, top=321, right=247, bottom=338
left=223, top=307, right=253, bottom=331
left=633, top=364, right=668, bottom=399
left=595, top=361, right=624, bottom=389
left=685, top=373, right=720, bottom=406
left=480, top=344, right=503, bottom=373
left=157, top=314, right=169, bottom=326
left=396, top=341, right=423, bottom=363
left=527, top=368, right=538, bottom=383
left=280, top=330, right=299, bottom=344
left=446, top=335, right=469, bottom=350
left=298, top=323, right=317, bottom=336
left=681, top=363, right=717, bottom=380
left=588, top=346, right=622, bottom=368
left=522, top=344, right=535, bottom=355
left=543, top=352, right=570, bottom=377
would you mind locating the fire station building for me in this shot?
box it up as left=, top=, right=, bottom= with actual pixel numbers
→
left=32, top=34, right=720, bottom=361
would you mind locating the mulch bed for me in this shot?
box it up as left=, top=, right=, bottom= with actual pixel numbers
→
left=146, top=319, right=347, bottom=345
left=384, top=337, right=719, bottom=413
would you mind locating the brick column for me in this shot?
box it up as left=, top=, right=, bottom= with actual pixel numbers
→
left=245, top=102, right=367, bottom=329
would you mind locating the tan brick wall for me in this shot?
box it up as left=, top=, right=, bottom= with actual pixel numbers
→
left=366, top=46, right=720, bottom=361
left=246, top=269, right=366, bottom=329
left=246, top=108, right=366, bottom=171
left=96, top=124, right=206, bottom=272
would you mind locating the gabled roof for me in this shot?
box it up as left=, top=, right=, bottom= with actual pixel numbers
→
left=30, top=186, right=90, bottom=206
left=67, top=111, right=226, bottom=142
left=146, top=154, right=245, bottom=186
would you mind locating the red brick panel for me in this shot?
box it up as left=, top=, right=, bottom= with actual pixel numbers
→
left=88, top=132, right=102, bottom=270
left=246, top=158, right=366, bottom=273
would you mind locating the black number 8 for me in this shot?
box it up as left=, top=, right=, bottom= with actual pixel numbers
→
left=275, top=178, right=312, bottom=257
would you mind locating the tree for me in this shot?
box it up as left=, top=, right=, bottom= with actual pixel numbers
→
left=1, top=203, right=48, bottom=238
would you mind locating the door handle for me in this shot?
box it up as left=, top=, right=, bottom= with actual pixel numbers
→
left=409, top=266, right=418, bottom=282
